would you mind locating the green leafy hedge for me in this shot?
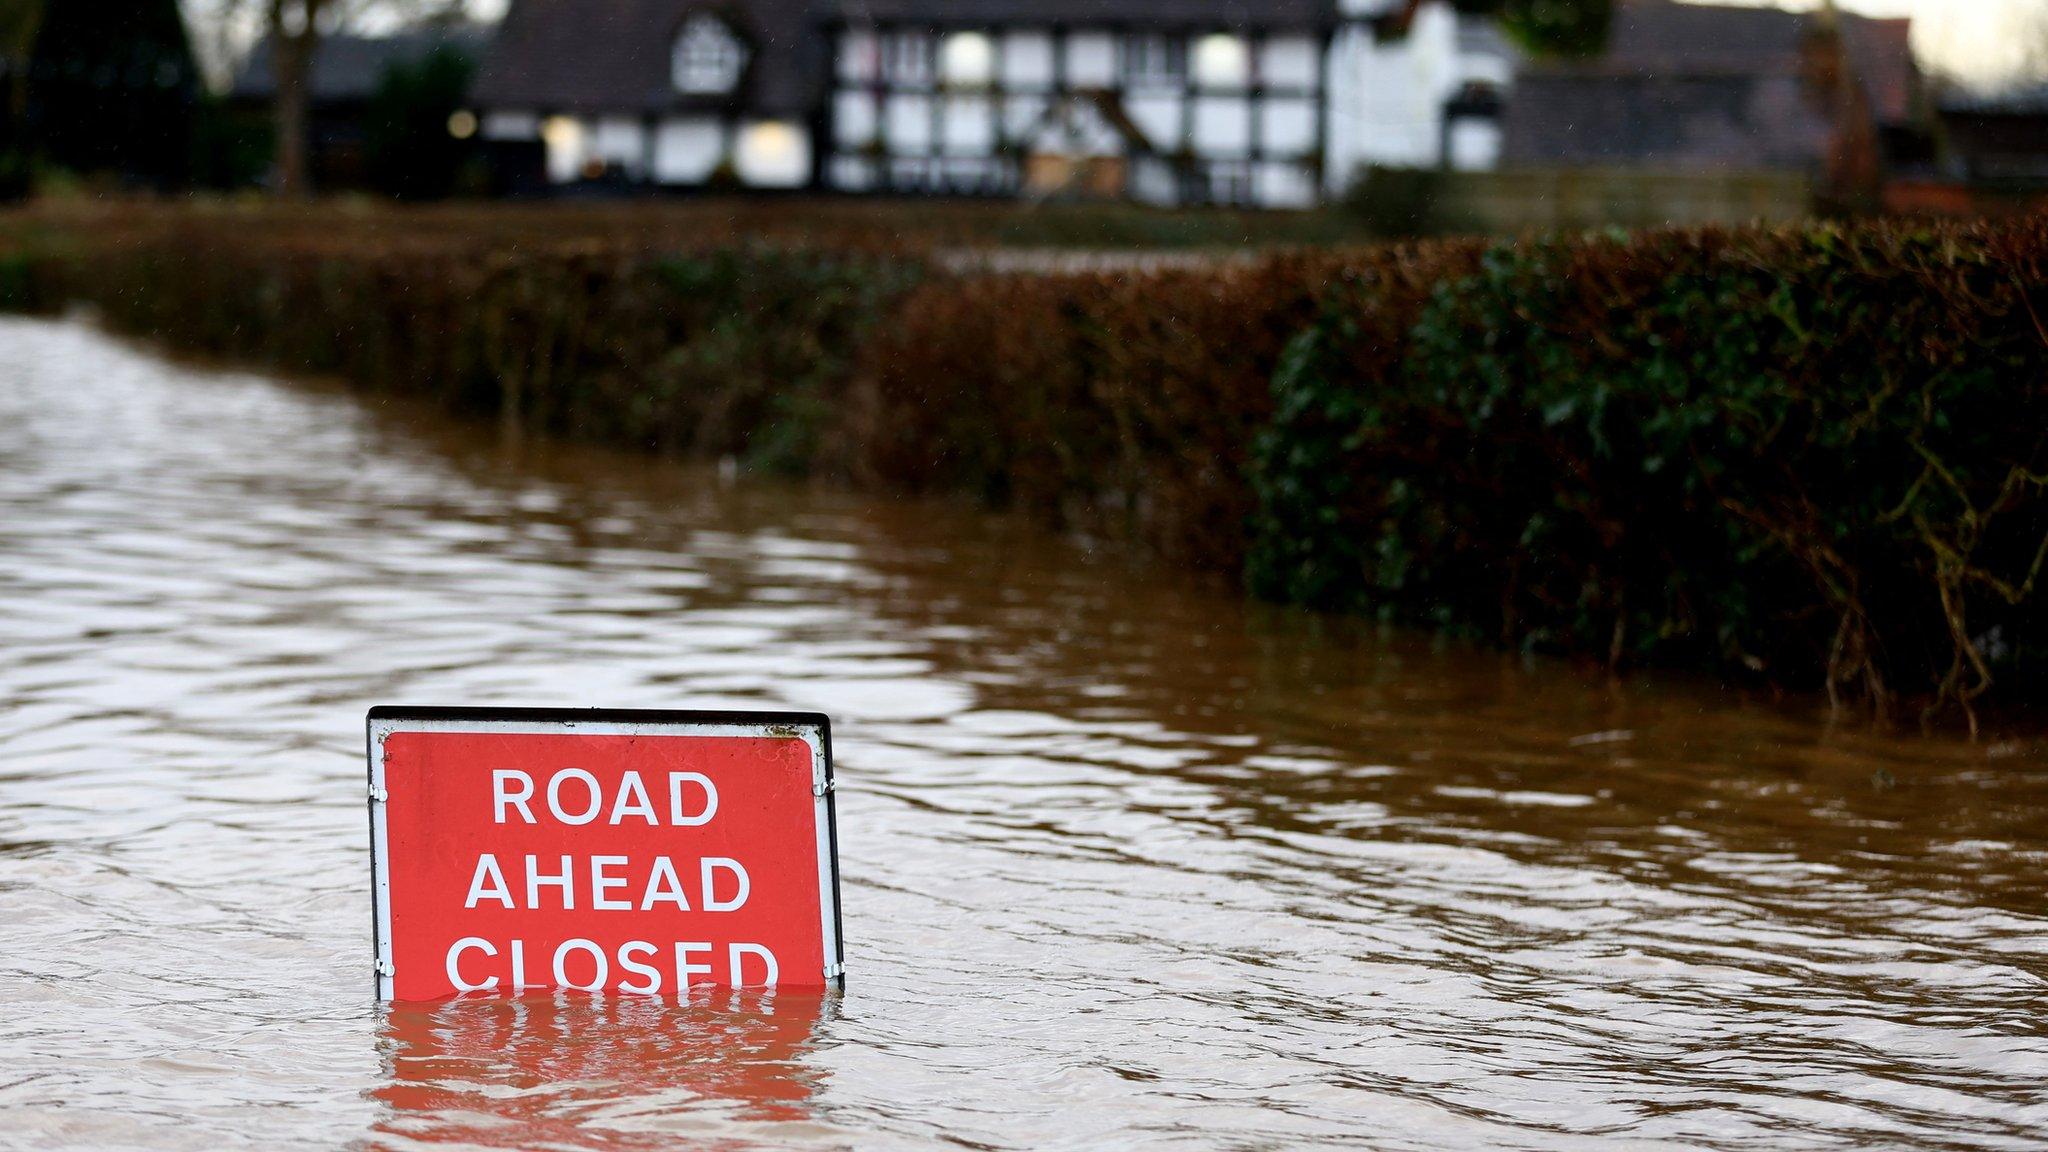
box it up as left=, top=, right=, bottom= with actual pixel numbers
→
left=1246, top=224, right=2048, bottom=728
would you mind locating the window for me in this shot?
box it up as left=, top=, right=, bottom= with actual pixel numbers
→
left=735, top=121, right=811, bottom=187
left=883, top=32, right=935, bottom=86
left=838, top=29, right=880, bottom=84
left=1123, top=34, right=1186, bottom=87
left=672, top=13, right=748, bottom=95
left=540, top=116, right=586, bottom=183
left=1206, top=161, right=1254, bottom=205
left=1192, top=33, right=1250, bottom=90
left=939, top=32, right=995, bottom=88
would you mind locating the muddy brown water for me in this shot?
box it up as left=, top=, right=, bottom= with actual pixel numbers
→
left=1, top=315, right=2044, bottom=1150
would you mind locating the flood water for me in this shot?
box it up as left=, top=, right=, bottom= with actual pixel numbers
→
left=2, top=315, right=2045, bottom=1150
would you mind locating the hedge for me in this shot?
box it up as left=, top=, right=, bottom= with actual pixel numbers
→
left=3, top=204, right=2043, bottom=725
left=6, top=220, right=922, bottom=473
left=1244, top=224, right=2048, bottom=730
left=849, top=253, right=1351, bottom=566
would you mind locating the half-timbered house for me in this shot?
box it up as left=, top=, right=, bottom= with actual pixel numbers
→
left=823, top=1, right=1340, bottom=207
left=469, top=0, right=1499, bottom=206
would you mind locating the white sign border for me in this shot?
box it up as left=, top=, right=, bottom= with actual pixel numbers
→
left=365, top=706, right=843, bottom=1001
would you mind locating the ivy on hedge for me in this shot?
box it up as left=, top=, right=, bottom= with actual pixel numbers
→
left=1247, top=223, right=2048, bottom=728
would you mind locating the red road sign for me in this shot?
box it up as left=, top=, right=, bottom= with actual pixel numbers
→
left=367, top=707, right=843, bottom=1001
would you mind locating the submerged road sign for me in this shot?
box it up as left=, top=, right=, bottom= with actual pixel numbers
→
left=367, top=707, right=843, bottom=1001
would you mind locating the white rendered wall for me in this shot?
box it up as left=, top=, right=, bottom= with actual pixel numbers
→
left=1126, top=93, right=1184, bottom=152
left=1256, top=161, right=1318, bottom=208
left=886, top=94, right=933, bottom=154
left=1447, top=119, right=1503, bottom=171
left=1064, top=33, right=1115, bottom=87
left=1260, top=36, right=1321, bottom=89
left=1130, top=157, right=1178, bottom=206
left=942, top=96, right=997, bottom=152
left=1003, top=95, right=1048, bottom=140
left=1260, top=97, right=1318, bottom=157
left=835, top=91, right=878, bottom=148
left=1324, top=0, right=1513, bottom=192
left=1192, top=96, right=1252, bottom=158
left=1003, top=30, right=1055, bottom=87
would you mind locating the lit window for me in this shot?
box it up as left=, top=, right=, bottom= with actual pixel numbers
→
left=939, top=32, right=994, bottom=87
left=1192, top=33, right=1249, bottom=89
left=735, top=120, right=811, bottom=187
left=672, top=13, right=749, bottom=95
left=1123, top=34, right=1185, bottom=86
left=540, top=116, right=586, bottom=183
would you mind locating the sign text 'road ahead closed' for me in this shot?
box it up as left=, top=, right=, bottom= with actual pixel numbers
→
left=368, top=708, right=843, bottom=1001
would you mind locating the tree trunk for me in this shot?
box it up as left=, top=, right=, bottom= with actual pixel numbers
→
left=1811, top=0, right=1883, bottom=213
left=269, top=2, right=320, bottom=197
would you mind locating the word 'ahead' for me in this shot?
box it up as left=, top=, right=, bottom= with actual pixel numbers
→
left=367, top=707, right=842, bottom=1001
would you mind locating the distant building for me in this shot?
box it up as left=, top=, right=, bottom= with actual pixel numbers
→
left=470, top=0, right=1512, bottom=206
left=1326, top=0, right=1515, bottom=177
left=1500, top=0, right=1926, bottom=177
left=478, top=0, right=1344, bottom=206
left=233, top=26, right=491, bottom=190
left=1939, top=84, right=2048, bottom=187
left=470, top=0, right=823, bottom=193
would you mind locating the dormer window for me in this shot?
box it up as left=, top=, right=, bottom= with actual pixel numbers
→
left=672, top=13, right=748, bottom=94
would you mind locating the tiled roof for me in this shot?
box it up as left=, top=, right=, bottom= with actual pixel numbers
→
left=1502, top=72, right=1832, bottom=170
left=1501, top=0, right=1919, bottom=171
left=1596, top=0, right=1806, bottom=72
left=474, top=0, right=829, bottom=116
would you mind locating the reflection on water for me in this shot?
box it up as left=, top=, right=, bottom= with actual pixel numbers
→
left=0, top=315, right=2045, bottom=1150
left=376, top=991, right=830, bottom=1149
